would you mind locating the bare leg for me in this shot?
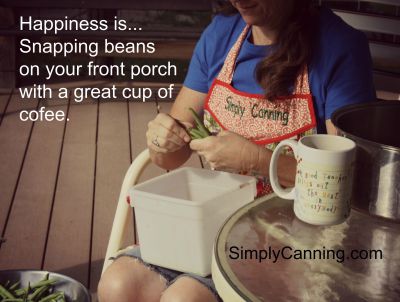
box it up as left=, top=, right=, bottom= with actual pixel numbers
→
left=98, top=256, right=167, bottom=302
left=160, top=276, right=218, bottom=302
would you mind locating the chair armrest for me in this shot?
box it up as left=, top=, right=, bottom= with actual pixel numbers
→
left=102, top=149, right=151, bottom=275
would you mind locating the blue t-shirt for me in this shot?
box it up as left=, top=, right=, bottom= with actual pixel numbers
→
left=183, top=8, right=376, bottom=133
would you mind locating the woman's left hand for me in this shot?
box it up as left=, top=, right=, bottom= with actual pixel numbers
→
left=189, top=130, right=260, bottom=171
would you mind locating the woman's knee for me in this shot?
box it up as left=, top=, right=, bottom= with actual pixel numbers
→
left=98, top=257, right=137, bottom=302
left=98, top=256, right=166, bottom=302
left=160, top=277, right=218, bottom=302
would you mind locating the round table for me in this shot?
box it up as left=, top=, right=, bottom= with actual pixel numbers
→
left=212, top=194, right=400, bottom=302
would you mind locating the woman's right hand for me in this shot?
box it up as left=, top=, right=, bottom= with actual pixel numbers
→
left=146, top=113, right=192, bottom=153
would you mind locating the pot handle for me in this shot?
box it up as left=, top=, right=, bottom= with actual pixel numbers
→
left=269, top=139, right=298, bottom=200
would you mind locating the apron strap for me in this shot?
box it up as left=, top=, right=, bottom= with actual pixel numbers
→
left=294, top=65, right=311, bottom=95
left=217, top=24, right=250, bottom=84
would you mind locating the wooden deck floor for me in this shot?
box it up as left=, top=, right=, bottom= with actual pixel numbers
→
left=0, top=81, right=202, bottom=297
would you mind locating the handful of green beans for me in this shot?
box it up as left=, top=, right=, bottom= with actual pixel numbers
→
left=188, top=108, right=211, bottom=140
left=0, top=273, right=65, bottom=302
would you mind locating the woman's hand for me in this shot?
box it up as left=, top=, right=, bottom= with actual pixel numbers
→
left=189, top=130, right=261, bottom=171
left=146, top=113, right=192, bottom=153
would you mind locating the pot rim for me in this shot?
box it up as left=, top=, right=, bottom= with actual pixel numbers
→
left=332, top=101, right=400, bottom=153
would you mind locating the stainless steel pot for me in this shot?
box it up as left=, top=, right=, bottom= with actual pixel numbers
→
left=332, top=100, right=400, bottom=222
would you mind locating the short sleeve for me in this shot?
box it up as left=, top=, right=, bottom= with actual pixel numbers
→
left=325, top=32, right=376, bottom=119
left=183, top=18, right=217, bottom=93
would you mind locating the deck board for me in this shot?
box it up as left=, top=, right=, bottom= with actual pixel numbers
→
left=0, top=94, right=38, bottom=239
left=90, top=99, right=132, bottom=290
left=42, top=98, right=98, bottom=287
left=0, top=89, right=12, bottom=126
left=0, top=98, right=68, bottom=269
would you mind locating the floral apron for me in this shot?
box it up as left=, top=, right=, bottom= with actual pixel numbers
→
left=203, top=25, right=317, bottom=196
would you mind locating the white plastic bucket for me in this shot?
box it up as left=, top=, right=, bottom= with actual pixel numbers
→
left=130, top=167, right=257, bottom=276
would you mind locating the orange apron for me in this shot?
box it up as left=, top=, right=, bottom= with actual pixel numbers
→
left=203, top=25, right=317, bottom=196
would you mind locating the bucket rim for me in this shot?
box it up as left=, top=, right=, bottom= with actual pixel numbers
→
left=332, top=101, right=400, bottom=152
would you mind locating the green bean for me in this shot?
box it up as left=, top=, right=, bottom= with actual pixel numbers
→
left=28, top=284, right=50, bottom=301
left=188, top=121, right=209, bottom=139
left=38, top=292, right=63, bottom=302
left=27, top=273, right=51, bottom=300
left=57, top=292, right=65, bottom=302
left=189, top=130, right=200, bottom=140
left=22, top=282, right=31, bottom=301
left=191, top=133, right=203, bottom=140
left=188, top=107, right=201, bottom=124
left=15, top=279, right=56, bottom=296
left=0, top=284, right=16, bottom=299
left=189, top=108, right=210, bottom=137
left=1, top=298, right=23, bottom=302
left=30, top=279, right=55, bottom=290
left=0, top=290, right=8, bottom=299
left=189, top=129, right=207, bottom=139
left=9, top=281, right=21, bottom=291
left=192, top=128, right=207, bottom=138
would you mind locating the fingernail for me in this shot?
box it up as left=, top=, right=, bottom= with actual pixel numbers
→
left=184, top=135, right=191, bottom=142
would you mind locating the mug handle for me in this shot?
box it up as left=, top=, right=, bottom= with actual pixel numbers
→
left=269, top=139, right=298, bottom=200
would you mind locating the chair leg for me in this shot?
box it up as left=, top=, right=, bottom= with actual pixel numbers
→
left=102, top=149, right=151, bottom=275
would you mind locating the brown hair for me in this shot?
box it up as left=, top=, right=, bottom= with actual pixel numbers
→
left=216, top=0, right=317, bottom=99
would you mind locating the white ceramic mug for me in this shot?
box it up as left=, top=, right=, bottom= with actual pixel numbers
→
left=269, top=134, right=356, bottom=225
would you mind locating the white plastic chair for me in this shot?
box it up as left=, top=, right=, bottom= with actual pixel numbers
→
left=102, top=148, right=152, bottom=274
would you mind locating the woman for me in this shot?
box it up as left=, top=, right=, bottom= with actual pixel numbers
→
left=98, top=1, right=375, bottom=301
